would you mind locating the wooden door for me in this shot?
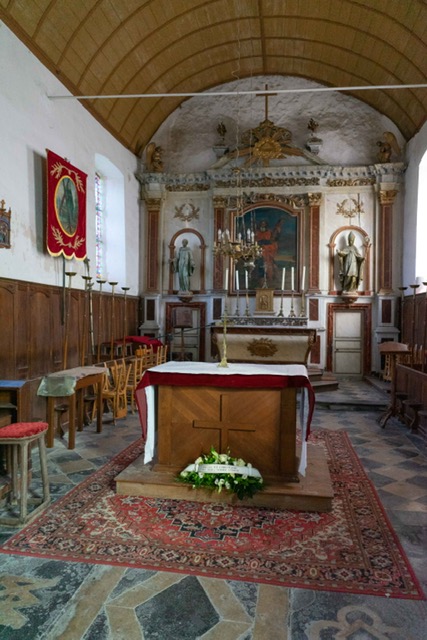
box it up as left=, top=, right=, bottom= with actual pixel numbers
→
left=333, top=309, right=364, bottom=376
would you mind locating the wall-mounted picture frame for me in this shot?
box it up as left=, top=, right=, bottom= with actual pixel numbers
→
left=232, top=205, right=299, bottom=291
left=0, top=199, right=11, bottom=249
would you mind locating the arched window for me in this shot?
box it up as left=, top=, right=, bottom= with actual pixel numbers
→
left=94, top=172, right=105, bottom=280
left=94, top=154, right=126, bottom=287
left=416, top=151, right=427, bottom=280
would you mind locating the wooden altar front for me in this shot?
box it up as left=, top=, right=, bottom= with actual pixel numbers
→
left=116, top=362, right=332, bottom=511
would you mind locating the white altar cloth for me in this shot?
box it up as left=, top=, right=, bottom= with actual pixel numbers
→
left=136, top=361, right=314, bottom=475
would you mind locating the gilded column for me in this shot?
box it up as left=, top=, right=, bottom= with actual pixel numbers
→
left=308, top=192, right=322, bottom=292
left=378, top=189, right=398, bottom=294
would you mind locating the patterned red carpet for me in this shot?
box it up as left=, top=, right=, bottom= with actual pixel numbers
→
left=1, top=430, right=424, bottom=599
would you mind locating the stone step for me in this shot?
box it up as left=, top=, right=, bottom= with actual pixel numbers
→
left=311, top=379, right=340, bottom=393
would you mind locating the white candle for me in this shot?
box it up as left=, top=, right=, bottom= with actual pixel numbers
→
left=281, top=267, right=286, bottom=291
left=301, top=266, right=306, bottom=291
left=291, top=267, right=294, bottom=291
left=218, top=229, right=222, bottom=241
left=251, top=231, right=255, bottom=243
left=235, top=271, right=239, bottom=291
left=245, top=270, right=249, bottom=289
left=224, top=267, right=229, bottom=290
left=247, top=229, right=251, bottom=241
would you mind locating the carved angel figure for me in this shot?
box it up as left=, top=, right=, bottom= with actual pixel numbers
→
left=145, top=142, right=164, bottom=172
left=376, top=132, right=401, bottom=163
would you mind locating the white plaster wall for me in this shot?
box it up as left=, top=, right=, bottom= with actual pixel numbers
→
left=0, top=23, right=140, bottom=295
left=148, top=76, right=405, bottom=173
left=403, top=121, right=427, bottom=288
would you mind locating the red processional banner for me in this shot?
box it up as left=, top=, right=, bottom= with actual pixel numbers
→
left=46, top=149, right=87, bottom=259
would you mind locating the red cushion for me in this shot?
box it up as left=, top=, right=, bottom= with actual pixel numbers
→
left=0, top=421, right=49, bottom=439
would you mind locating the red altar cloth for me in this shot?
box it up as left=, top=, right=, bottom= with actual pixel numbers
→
left=135, top=362, right=315, bottom=441
left=125, top=336, right=162, bottom=350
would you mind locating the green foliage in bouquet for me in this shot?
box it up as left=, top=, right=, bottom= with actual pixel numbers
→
left=177, top=447, right=264, bottom=500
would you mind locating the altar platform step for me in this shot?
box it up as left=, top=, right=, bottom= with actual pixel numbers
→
left=115, top=442, right=333, bottom=513
left=308, top=367, right=339, bottom=393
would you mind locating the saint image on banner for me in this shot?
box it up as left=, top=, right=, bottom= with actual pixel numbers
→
left=46, top=149, right=87, bottom=260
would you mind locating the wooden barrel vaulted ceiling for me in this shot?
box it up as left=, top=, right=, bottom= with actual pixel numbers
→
left=1, top=0, right=426, bottom=155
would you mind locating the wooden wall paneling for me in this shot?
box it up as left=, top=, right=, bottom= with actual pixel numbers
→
left=14, top=282, right=32, bottom=378
left=51, top=286, right=64, bottom=369
left=29, top=287, right=53, bottom=377
left=0, top=281, right=16, bottom=378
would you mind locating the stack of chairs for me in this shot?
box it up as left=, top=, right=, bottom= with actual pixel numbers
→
left=126, top=356, right=144, bottom=414
left=124, top=345, right=168, bottom=414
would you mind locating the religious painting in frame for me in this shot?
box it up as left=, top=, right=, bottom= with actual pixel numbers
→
left=233, top=206, right=299, bottom=292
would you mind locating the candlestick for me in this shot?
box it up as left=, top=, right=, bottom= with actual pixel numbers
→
left=398, top=286, right=407, bottom=343
left=81, top=275, right=93, bottom=366
left=63, top=270, right=76, bottom=369
left=218, top=307, right=228, bottom=368
left=409, top=283, right=420, bottom=357
left=245, top=289, right=250, bottom=317
left=96, top=279, right=106, bottom=362
left=109, top=281, right=118, bottom=359
left=300, top=291, right=306, bottom=318
left=288, top=288, right=296, bottom=318
left=277, top=289, right=284, bottom=317
left=122, top=286, right=130, bottom=355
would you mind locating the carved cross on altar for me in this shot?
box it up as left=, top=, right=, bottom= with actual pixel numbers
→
left=193, top=394, right=256, bottom=450
left=256, top=83, right=278, bottom=121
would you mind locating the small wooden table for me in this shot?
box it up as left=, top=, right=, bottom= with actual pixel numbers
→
left=40, top=367, right=106, bottom=449
left=378, top=342, right=410, bottom=428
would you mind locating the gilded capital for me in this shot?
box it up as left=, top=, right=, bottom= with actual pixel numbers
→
left=308, top=192, right=322, bottom=206
left=145, top=198, right=162, bottom=211
left=378, top=189, right=398, bottom=205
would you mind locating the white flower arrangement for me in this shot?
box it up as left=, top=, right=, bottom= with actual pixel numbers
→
left=177, top=447, right=264, bottom=500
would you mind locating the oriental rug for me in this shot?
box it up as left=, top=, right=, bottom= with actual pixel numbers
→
left=0, top=430, right=424, bottom=599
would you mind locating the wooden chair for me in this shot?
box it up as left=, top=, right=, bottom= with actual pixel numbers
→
left=156, top=344, right=168, bottom=365
left=102, top=360, right=130, bottom=423
left=125, top=358, right=143, bottom=414
left=139, top=346, right=157, bottom=371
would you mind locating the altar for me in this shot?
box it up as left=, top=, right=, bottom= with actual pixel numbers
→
left=115, top=362, right=333, bottom=511
left=211, top=324, right=317, bottom=365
